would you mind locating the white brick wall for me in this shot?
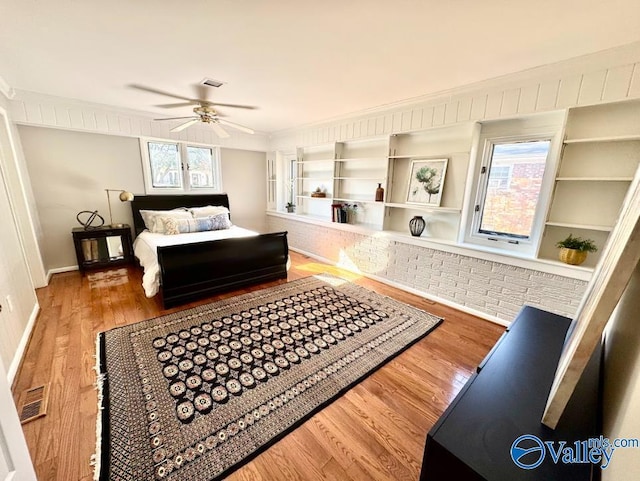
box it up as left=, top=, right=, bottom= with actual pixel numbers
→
left=269, top=216, right=587, bottom=321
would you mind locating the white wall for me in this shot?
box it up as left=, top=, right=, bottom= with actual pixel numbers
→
left=18, top=126, right=144, bottom=271
left=603, top=261, right=640, bottom=479
left=17, top=126, right=269, bottom=271
left=220, top=148, right=267, bottom=232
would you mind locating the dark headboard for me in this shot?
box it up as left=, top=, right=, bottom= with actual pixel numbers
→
left=130, top=194, right=231, bottom=237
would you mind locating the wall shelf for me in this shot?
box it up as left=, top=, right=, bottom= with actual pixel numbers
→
left=296, top=159, right=335, bottom=163
left=555, top=177, right=633, bottom=182
left=334, top=176, right=386, bottom=181
left=563, top=134, right=640, bottom=144
left=332, top=197, right=381, bottom=204
left=334, top=157, right=387, bottom=162
left=384, top=202, right=461, bottom=214
left=544, top=221, right=613, bottom=232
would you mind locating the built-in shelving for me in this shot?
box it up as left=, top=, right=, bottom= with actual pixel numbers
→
left=269, top=98, right=638, bottom=274
left=539, top=99, right=640, bottom=267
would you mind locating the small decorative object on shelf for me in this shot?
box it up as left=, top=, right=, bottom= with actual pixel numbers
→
left=285, top=202, right=296, bottom=213
left=76, top=210, right=105, bottom=230
left=375, top=183, right=384, bottom=202
left=311, top=187, right=326, bottom=198
left=556, top=233, right=598, bottom=265
left=409, top=215, right=426, bottom=237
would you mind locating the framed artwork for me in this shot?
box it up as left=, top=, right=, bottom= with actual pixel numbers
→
left=406, top=158, right=448, bottom=206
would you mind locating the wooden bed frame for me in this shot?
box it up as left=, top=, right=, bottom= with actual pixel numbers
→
left=130, top=194, right=288, bottom=308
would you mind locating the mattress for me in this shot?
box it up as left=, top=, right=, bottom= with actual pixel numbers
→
left=133, top=226, right=259, bottom=297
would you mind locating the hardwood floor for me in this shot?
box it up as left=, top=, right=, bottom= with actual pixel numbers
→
left=12, top=251, right=504, bottom=481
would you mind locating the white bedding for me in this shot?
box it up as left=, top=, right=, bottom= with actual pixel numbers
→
left=133, top=226, right=259, bottom=297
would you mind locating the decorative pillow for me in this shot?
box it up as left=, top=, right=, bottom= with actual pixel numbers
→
left=189, top=205, right=229, bottom=217
left=140, top=209, right=192, bottom=233
left=164, top=213, right=232, bottom=235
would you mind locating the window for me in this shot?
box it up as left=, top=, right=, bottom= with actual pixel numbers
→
left=466, top=121, right=560, bottom=256
left=141, top=139, right=222, bottom=194
left=478, top=140, right=550, bottom=240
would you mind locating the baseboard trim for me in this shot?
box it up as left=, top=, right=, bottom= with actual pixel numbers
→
left=8, top=301, right=40, bottom=386
left=289, top=246, right=510, bottom=328
left=46, top=265, right=79, bottom=283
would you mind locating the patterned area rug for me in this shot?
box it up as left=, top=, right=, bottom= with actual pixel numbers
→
left=95, top=275, right=443, bottom=481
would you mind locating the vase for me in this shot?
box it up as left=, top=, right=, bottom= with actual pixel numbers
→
left=375, top=183, right=384, bottom=202
left=558, top=247, right=587, bottom=265
left=409, top=216, right=426, bottom=237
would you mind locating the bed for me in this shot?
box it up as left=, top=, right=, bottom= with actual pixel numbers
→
left=130, top=194, right=288, bottom=308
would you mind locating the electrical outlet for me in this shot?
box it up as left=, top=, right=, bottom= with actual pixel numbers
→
left=6, top=295, right=14, bottom=312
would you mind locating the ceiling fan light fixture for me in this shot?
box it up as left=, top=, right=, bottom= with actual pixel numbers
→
left=201, top=78, right=224, bottom=88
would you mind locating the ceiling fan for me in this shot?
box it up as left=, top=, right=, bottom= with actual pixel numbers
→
left=130, top=83, right=257, bottom=138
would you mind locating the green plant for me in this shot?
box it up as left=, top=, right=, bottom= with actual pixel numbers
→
left=555, top=234, right=598, bottom=252
left=285, top=202, right=295, bottom=208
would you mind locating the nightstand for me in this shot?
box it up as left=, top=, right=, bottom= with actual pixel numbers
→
left=72, top=225, right=134, bottom=274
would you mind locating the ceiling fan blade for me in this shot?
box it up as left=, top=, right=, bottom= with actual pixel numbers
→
left=154, top=116, right=199, bottom=121
left=128, top=84, right=195, bottom=102
left=218, top=118, right=255, bottom=135
left=210, top=122, right=231, bottom=138
left=155, top=102, right=197, bottom=109
left=208, top=102, right=257, bottom=110
left=170, top=119, right=200, bottom=132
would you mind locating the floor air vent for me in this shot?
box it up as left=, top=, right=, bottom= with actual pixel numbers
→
left=18, top=383, right=49, bottom=424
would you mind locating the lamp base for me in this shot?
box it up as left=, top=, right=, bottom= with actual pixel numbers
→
left=109, top=223, right=125, bottom=228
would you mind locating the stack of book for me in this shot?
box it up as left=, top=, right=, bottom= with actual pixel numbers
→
left=331, top=204, right=346, bottom=223
left=331, top=203, right=358, bottom=224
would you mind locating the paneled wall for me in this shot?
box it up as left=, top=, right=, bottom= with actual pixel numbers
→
left=10, top=90, right=269, bottom=153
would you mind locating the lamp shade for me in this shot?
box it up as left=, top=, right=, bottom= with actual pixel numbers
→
left=119, top=191, right=134, bottom=202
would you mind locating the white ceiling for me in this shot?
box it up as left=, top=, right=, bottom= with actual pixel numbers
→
left=1, top=0, right=640, bottom=133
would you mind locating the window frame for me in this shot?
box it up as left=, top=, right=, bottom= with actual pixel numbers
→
left=464, top=126, right=561, bottom=256
left=140, top=137, right=223, bottom=194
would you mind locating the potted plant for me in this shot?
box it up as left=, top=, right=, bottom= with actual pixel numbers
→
left=285, top=202, right=295, bottom=213
left=556, top=234, right=598, bottom=265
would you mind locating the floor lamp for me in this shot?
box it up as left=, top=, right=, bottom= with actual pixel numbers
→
left=105, top=189, right=135, bottom=228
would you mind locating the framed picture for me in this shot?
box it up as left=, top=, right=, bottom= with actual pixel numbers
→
left=406, top=158, right=448, bottom=206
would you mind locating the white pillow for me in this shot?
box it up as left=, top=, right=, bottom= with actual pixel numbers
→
left=140, top=209, right=192, bottom=233
left=189, top=205, right=229, bottom=217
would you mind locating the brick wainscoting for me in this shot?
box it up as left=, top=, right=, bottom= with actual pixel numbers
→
left=268, top=215, right=588, bottom=322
